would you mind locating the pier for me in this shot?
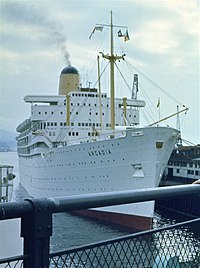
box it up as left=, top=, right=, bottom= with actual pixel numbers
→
left=0, top=184, right=200, bottom=267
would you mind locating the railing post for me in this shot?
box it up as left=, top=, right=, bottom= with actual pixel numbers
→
left=21, top=198, right=53, bottom=268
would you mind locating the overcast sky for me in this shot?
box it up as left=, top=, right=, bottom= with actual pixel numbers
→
left=0, top=0, right=199, bottom=144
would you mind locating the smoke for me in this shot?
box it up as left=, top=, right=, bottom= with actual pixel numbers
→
left=61, top=46, right=71, bottom=66
left=1, top=1, right=71, bottom=66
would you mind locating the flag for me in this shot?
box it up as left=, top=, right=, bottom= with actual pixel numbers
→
left=89, top=26, right=103, bottom=39
left=118, top=29, right=130, bottom=41
left=157, top=98, right=160, bottom=108
left=124, top=30, right=130, bottom=41
left=118, top=30, right=123, bottom=37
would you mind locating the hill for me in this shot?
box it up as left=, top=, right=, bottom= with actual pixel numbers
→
left=0, top=129, right=17, bottom=151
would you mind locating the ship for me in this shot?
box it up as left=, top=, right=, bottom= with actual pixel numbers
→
left=16, top=12, right=180, bottom=231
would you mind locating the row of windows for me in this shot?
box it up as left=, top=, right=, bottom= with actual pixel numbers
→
left=35, top=157, right=125, bottom=169
left=71, top=93, right=106, bottom=98
left=38, top=111, right=63, bottom=115
left=176, top=169, right=200, bottom=176
left=34, top=174, right=109, bottom=181
left=34, top=187, right=113, bottom=192
left=38, top=122, right=111, bottom=129
left=71, top=103, right=108, bottom=107
left=187, top=170, right=200, bottom=175
left=48, top=131, right=98, bottom=137
left=52, top=131, right=99, bottom=137
left=35, top=103, right=110, bottom=115
left=169, top=161, right=200, bottom=168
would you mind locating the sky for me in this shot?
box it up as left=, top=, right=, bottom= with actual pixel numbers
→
left=0, top=0, right=199, bottom=145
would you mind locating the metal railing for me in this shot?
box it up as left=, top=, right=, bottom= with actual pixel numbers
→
left=0, top=184, right=200, bottom=268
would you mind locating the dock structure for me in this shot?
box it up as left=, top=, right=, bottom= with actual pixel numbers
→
left=0, top=165, right=15, bottom=203
left=0, top=184, right=200, bottom=267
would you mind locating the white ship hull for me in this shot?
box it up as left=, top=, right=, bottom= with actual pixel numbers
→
left=19, top=126, right=178, bottom=231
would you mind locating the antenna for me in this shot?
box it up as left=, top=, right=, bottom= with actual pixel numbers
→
left=132, top=74, right=138, bottom=99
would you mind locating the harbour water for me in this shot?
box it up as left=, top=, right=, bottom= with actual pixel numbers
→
left=0, top=151, right=199, bottom=257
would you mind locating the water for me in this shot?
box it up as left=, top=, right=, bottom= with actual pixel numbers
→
left=0, top=152, right=128, bottom=256
left=0, top=152, right=199, bottom=257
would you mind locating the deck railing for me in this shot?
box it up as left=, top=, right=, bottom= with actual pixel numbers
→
left=0, top=184, right=199, bottom=268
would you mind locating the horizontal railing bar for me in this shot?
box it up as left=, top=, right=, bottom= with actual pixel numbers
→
left=50, top=184, right=200, bottom=213
left=0, top=184, right=199, bottom=220
left=0, top=254, right=29, bottom=264
left=0, top=201, right=32, bottom=220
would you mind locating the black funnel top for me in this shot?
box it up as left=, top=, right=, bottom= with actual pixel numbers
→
left=61, top=66, right=78, bottom=75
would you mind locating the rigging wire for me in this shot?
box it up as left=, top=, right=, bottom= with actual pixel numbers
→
left=115, top=61, right=132, bottom=91
left=181, top=138, right=200, bottom=148
left=93, top=61, right=110, bottom=88
left=125, top=59, right=186, bottom=107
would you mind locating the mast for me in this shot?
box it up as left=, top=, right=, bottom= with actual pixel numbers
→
left=100, top=11, right=125, bottom=130
left=149, top=107, right=189, bottom=126
left=110, top=11, right=115, bottom=130
left=97, top=55, right=103, bottom=129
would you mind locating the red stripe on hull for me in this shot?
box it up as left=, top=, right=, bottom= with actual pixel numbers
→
left=73, top=209, right=153, bottom=232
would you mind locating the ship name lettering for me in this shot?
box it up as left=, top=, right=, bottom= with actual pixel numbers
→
left=88, top=149, right=112, bottom=157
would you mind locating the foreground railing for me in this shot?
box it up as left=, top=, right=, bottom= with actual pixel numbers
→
left=0, top=184, right=199, bottom=268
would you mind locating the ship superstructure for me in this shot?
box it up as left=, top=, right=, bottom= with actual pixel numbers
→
left=16, top=12, right=180, bottom=231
